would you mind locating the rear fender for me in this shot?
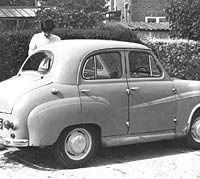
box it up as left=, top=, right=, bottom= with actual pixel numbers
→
left=27, top=97, right=81, bottom=146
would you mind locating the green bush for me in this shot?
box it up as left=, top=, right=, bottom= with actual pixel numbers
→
left=166, top=0, right=200, bottom=40
left=56, top=25, right=141, bottom=43
left=0, top=30, right=32, bottom=81
left=144, top=39, right=200, bottom=80
left=0, top=26, right=140, bottom=81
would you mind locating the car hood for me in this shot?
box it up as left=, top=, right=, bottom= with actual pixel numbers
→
left=0, top=74, right=51, bottom=114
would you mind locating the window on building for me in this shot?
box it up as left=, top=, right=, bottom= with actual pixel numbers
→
left=145, top=16, right=167, bottom=23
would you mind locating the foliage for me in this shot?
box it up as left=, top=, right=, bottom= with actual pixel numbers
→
left=166, top=0, right=200, bottom=40
left=45, top=0, right=106, bottom=12
left=56, top=26, right=141, bottom=43
left=0, top=0, right=34, bottom=6
left=0, top=26, right=140, bottom=81
left=0, top=30, right=31, bottom=81
left=36, top=0, right=107, bottom=29
left=144, top=38, right=200, bottom=80
left=36, top=7, right=61, bottom=27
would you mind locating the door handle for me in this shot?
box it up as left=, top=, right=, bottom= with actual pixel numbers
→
left=130, top=87, right=140, bottom=91
left=126, top=87, right=139, bottom=95
left=80, top=89, right=91, bottom=93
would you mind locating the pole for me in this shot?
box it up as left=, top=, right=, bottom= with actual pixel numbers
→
left=35, top=0, right=38, bottom=6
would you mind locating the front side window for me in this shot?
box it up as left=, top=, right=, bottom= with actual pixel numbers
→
left=129, top=51, right=162, bottom=78
left=82, top=52, right=122, bottom=80
left=22, top=51, right=53, bottom=74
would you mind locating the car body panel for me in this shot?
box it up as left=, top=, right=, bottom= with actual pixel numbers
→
left=174, top=79, right=200, bottom=131
left=0, top=73, right=51, bottom=114
left=128, top=79, right=176, bottom=133
left=27, top=40, right=149, bottom=85
left=79, top=49, right=129, bottom=136
left=124, top=49, right=177, bottom=133
left=79, top=79, right=129, bottom=136
left=28, top=93, right=81, bottom=146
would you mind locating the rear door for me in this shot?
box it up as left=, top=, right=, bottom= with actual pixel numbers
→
left=79, top=50, right=129, bottom=136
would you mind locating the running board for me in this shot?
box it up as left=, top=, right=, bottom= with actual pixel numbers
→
left=101, top=131, right=185, bottom=147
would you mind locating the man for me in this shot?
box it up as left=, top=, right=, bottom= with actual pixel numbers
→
left=28, top=19, right=61, bottom=56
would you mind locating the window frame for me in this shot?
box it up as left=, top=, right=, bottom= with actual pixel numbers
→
left=127, top=50, right=164, bottom=79
left=81, top=51, right=123, bottom=81
left=145, top=16, right=167, bottom=23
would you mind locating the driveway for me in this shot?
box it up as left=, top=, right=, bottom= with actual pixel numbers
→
left=0, top=138, right=200, bottom=179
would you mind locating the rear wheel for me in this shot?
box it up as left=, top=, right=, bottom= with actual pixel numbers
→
left=187, top=116, right=200, bottom=149
left=54, top=126, right=99, bottom=168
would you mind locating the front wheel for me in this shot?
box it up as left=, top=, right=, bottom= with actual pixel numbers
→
left=54, top=126, right=99, bottom=168
left=187, top=117, right=200, bottom=149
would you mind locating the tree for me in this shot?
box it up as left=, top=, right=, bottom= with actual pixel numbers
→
left=166, top=0, right=200, bottom=40
left=36, top=0, right=107, bottom=29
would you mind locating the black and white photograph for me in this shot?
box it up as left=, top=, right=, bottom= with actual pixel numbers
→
left=0, top=0, right=200, bottom=178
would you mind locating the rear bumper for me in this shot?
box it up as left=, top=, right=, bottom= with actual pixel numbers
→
left=0, top=137, right=28, bottom=147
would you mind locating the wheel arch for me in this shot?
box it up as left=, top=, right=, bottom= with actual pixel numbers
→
left=53, top=123, right=102, bottom=168
left=56, top=123, right=102, bottom=145
left=187, top=104, right=200, bottom=133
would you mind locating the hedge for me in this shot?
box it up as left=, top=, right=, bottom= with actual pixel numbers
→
left=144, top=39, right=200, bottom=80
left=2, top=27, right=200, bottom=82
left=0, top=25, right=140, bottom=81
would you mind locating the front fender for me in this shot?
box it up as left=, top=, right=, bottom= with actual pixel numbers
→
left=27, top=97, right=81, bottom=146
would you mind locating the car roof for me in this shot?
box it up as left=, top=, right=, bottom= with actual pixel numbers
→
left=41, top=39, right=149, bottom=52
left=36, top=39, right=151, bottom=84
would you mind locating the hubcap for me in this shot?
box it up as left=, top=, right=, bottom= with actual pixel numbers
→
left=69, top=133, right=87, bottom=154
left=191, top=119, right=200, bottom=143
left=65, top=128, right=92, bottom=160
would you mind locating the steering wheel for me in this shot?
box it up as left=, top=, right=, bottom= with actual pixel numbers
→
left=133, top=66, right=149, bottom=74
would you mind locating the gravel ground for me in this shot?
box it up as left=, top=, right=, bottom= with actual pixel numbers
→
left=0, top=138, right=200, bottom=179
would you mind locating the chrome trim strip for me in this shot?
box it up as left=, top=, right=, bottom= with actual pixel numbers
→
left=0, top=137, right=28, bottom=147
left=177, top=91, right=200, bottom=100
left=101, top=131, right=185, bottom=147
left=131, top=91, right=200, bottom=109
left=130, top=95, right=176, bottom=109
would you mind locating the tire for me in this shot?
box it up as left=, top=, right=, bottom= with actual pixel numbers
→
left=187, top=116, right=200, bottom=149
left=17, top=146, right=37, bottom=152
left=53, top=126, right=99, bottom=169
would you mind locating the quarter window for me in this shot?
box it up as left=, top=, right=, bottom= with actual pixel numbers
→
left=129, top=52, right=162, bottom=78
left=82, top=52, right=122, bottom=80
left=83, top=56, right=95, bottom=80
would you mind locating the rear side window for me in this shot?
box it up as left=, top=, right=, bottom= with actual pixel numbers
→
left=82, top=52, right=122, bottom=80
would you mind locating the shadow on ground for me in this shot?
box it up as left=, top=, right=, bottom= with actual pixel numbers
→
left=2, top=138, right=194, bottom=170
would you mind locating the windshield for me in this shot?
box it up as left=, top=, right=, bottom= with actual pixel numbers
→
left=21, top=51, right=54, bottom=74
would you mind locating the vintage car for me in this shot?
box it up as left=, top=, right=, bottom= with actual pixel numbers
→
left=0, top=39, right=200, bottom=168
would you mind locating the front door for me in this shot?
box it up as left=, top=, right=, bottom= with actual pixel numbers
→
left=79, top=50, right=129, bottom=136
left=126, top=50, right=177, bottom=134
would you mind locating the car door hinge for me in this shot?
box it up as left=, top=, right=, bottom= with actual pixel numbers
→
left=126, top=121, right=130, bottom=127
left=172, top=88, right=177, bottom=93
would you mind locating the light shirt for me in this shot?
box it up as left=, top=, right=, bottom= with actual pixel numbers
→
left=28, top=32, right=61, bottom=55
